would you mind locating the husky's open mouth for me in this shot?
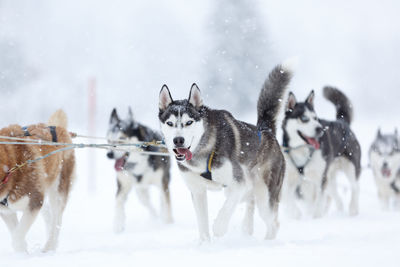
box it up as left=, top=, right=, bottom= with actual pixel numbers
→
left=298, top=131, right=320, bottom=150
left=114, top=155, right=128, bottom=171
left=173, top=147, right=192, bottom=161
left=381, top=166, right=391, bottom=178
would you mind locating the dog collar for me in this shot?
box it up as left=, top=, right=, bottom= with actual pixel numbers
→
left=200, top=151, right=215, bottom=180
left=390, top=181, right=400, bottom=194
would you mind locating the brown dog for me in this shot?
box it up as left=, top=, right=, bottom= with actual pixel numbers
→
left=0, top=110, right=75, bottom=252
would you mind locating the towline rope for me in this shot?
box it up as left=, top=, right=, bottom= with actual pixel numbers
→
left=0, top=133, right=170, bottom=187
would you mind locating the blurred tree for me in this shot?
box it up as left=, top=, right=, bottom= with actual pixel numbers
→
left=203, top=0, right=273, bottom=113
left=0, top=40, right=35, bottom=93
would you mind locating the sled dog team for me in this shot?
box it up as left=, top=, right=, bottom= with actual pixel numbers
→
left=0, top=64, right=399, bottom=252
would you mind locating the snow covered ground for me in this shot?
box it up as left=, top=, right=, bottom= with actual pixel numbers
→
left=1, top=119, right=399, bottom=267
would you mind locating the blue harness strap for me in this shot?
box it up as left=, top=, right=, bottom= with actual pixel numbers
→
left=21, top=126, right=31, bottom=137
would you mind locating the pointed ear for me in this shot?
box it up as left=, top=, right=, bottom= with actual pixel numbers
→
left=159, top=85, right=173, bottom=111
left=377, top=128, right=382, bottom=138
left=110, top=108, right=120, bottom=124
left=127, top=107, right=134, bottom=122
left=188, top=83, right=203, bottom=109
left=305, top=90, right=315, bottom=108
left=286, top=92, right=297, bottom=112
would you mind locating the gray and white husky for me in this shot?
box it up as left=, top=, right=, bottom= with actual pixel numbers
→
left=107, top=108, right=172, bottom=233
left=369, top=129, right=400, bottom=209
left=281, top=86, right=361, bottom=218
left=158, top=64, right=291, bottom=241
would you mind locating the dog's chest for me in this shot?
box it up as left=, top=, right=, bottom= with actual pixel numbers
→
left=181, top=159, right=235, bottom=186
left=286, top=149, right=326, bottom=179
left=303, top=150, right=326, bottom=178
left=6, top=195, right=30, bottom=211
left=127, top=153, right=150, bottom=175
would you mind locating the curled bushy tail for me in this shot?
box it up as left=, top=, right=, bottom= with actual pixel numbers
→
left=323, top=86, right=353, bottom=125
left=48, top=109, right=68, bottom=129
left=257, top=64, right=292, bottom=135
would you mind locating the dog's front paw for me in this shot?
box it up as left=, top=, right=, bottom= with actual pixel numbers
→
left=197, top=234, right=211, bottom=245
left=213, top=218, right=228, bottom=237
left=241, top=217, right=254, bottom=236
left=113, top=221, right=125, bottom=234
left=42, top=243, right=56, bottom=253
left=12, top=238, right=27, bottom=253
left=349, top=206, right=359, bottom=216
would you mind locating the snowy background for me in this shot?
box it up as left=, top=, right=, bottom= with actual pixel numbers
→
left=0, top=0, right=400, bottom=266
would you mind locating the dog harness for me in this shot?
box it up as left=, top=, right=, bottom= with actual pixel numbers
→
left=0, top=126, right=59, bottom=188
left=283, top=145, right=316, bottom=175
left=22, top=126, right=58, bottom=142
left=200, top=151, right=215, bottom=180
left=390, top=181, right=400, bottom=194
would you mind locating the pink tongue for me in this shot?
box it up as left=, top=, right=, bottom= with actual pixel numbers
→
left=114, top=157, right=126, bottom=171
left=306, top=137, right=320, bottom=150
left=177, top=148, right=193, bottom=161
left=382, top=168, right=391, bottom=177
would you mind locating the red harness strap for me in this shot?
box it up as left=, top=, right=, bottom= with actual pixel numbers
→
left=1, top=171, right=12, bottom=186
left=0, top=163, right=27, bottom=187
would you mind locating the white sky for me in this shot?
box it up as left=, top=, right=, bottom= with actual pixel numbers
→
left=0, top=0, right=399, bottom=131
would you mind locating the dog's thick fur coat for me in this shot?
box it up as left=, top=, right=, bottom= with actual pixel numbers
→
left=369, top=129, right=400, bottom=209
left=159, top=64, right=291, bottom=241
left=0, top=110, right=75, bottom=252
left=107, top=108, right=172, bottom=233
left=281, top=87, right=361, bottom=218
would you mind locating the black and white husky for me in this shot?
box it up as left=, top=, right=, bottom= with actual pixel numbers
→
left=281, top=86, right=361, bottom=218
left=158, top=64, right=291, bottom=241
left=369, top=129, right=400, bottom=209
left=107, top=108, right=172, bottom=233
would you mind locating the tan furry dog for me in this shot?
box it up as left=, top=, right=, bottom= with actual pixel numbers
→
left=0, top=110, right=75, bottom=252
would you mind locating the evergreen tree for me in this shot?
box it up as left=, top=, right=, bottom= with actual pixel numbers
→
left=203, top=0, right=273, bottom=113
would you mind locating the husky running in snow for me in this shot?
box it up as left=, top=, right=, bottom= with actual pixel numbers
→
left=281, top=87, right=361, bottom=218
left=107, top=108, right=172, bottom=233
left=369, top=129, right=400, bottom=209
left=158, top=64, right=291, bottom=241
left=0, top=110, right=75, bottom=252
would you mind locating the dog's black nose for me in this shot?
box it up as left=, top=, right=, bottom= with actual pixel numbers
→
left=383, top=162, right=388, bottom=168
left=316, top=127, right=323, bottom=135
left=107, top=151, right=114, bottom=159
left=173, top=137, right=185, bottom=147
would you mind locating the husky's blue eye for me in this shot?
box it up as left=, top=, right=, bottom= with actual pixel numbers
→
left=166, top=121, right=173, bottom=127
left=186, top=120, right=193, bottom=126
left=300, top=115, right=309, bottom=123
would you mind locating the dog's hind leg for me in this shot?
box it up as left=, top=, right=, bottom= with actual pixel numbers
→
left=343, top=160, right=359, bottom=216
left=160, top=173, right=173, bottom=224
left=114, top=171, right=134, bottom=233
left=326, top=164, right=344, bottom=213
left=43, top=158, right=75, bottom=252
left=213, top=185, right=245, bottom=237
left=254, top=183, right=280, bottom=240
left=43, top=182, right=67, bottom=252
left=241, top=196, right=255, bottom=236
left=136, top=187, right=157, bottom=218
left=12, top=195, right=43, bottom=252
